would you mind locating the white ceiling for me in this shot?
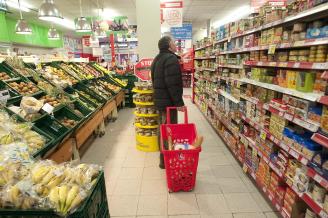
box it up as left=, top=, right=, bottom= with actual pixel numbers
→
left=5, top=0, right=249, bottom=34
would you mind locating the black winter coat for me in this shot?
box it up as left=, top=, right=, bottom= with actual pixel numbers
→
left=151, top=50, right=184, bottom=111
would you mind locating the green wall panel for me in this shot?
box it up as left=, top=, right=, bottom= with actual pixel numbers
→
left=0, top=12, right=9, bottom=43
left=0, top=13, right=63, bottom=48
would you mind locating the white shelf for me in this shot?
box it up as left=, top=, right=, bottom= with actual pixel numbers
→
left=218, top=89, right=240, bottom=103
left=240, top=78, right=323, bottom=102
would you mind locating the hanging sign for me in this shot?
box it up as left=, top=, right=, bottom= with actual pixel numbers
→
left=134, top=58, right=153, bottom=81
left=161, top=1, right=183, bottom=28
left=170, top=23, right=192, bottom=40
left=92, top=47, right=103, bottom=57
left=181, top=48, right=193, bottom=71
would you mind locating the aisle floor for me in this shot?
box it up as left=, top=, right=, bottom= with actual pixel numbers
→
left=81, top=89, right=280, bottom=218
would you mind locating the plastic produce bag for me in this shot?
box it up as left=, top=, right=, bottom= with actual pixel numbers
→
left=20, top=96, right=43, bottom=114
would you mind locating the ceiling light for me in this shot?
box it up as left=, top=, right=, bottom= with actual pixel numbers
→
left=15, top=0, right=32, bottom=35
left=99, top=8, right=120, bottom=20
left=76, top=17, right=91, bottom=32
left=212, top=5, right=251, bottom=28
left=75, top=0, right=91, bottom=32
left=48, top=26, right=60, bottom=40
left=15, top=19, right=32, bottom=34
left=6, top=0, right=31, bottom=12
left=38, top=0, right=63, bottom=21
left=94, top=26, right=106, bottom=38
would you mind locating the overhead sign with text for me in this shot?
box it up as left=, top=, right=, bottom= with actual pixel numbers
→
left=161, top=1, right=183, bottom=28
left=170, top=23, right=192, bottom=40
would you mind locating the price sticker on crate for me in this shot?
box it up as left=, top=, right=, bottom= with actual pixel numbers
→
left=0, top=90, right=10, bottom=107
left=260, top=130, right=267, bottom=140
left=42, top=103, right=54, bottom=114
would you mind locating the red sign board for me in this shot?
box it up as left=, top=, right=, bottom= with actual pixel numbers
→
left=181, top=49, right=193, bottom=71
left=134, top=58, right=153, bottom=81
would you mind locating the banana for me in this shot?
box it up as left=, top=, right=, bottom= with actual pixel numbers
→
left=47, top=175, right=64, bottom=188
left=49, top=187, right=60, bottom=209
left=68, top=193, right=83, bottom=213
left=59, top=185, right=68, bottom=212
left=40, top=168, right=56, bottom=185
left=32, top=166, right=50, bottom=183
left=63, top=185, right=79, bottom=213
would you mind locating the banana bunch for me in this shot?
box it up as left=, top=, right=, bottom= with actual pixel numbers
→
left=63, top=164, right=99, bottom=186
left=2, top=185, right=37, bottom=209
left=23, top=130, right=45, bottom=151
left=48, top=185, right=85, bottom=214
left=9, top=123, right=30, bottom=135
left=0, top=133, right=15, bottom=145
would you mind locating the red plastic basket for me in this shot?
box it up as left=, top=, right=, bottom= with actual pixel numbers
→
left=160, top=107, right=201, bottom=192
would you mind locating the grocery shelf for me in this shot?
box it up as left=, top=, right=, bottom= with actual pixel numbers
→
left=311, top=132, right=328, bottom=149
left=214, top=3, right=328, bottom=42
left=218, top=76, right=244, bottom=84
left=239, top=78, right=323, bottom=102
left=134, top=111, right=159, bottom=117
left=195, top=67, right=217, bottom=72
left=194, top=44, right=213, bottom=51
left=218, top=89, right=240, bottom=103
left=133, top=101, right=154, bottom=106
left=135, top=123, right=158, bottom=129
left=219, top=37, right=328, bottom=54
left=194, top=56, right=216, bottom=60
left=244, top=60, right=328, bottom=70
left=132, top=88, right=153, bottom=94
left=218, top=64, right=244, bottom=69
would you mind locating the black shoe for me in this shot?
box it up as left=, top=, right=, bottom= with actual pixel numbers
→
left=159, top=163, right=165, bottom=169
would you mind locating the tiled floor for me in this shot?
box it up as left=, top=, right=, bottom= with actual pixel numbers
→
left=81, top=89, right=280, bottom=218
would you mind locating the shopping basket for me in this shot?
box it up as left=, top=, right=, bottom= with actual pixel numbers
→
left=160, top=106, right=202, bottom=192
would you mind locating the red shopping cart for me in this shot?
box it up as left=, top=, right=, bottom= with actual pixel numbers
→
left=160, top=107, right=202, bottom=192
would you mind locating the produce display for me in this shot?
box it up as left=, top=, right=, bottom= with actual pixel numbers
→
left=5, top=57, right=35, bottom=77
left=0, top=110, right=46, bottom=155
left=59, top=117, right=78, bottom=128
left=8, top=81, right=40, bottom=96
left=58, top=63, right=87, bottom=81
left=0, top=72, right=11, bottom=80
left=74, top=63, right=103, bottom=78
left=76, top=90, right=102, bottom=106
left=98, top=80, right=121, bottom=93
left=42, top=66, right=78, bottom=88
left=87, top=83, right=112, bottom=100
left=0, top=158, right=102, bottom=215
left=194, top=1, right=328, bottom=218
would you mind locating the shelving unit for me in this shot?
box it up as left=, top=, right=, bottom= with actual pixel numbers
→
left=193, top=2, right=328, bottom=218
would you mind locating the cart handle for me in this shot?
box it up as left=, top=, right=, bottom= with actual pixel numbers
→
left=166, top=106, right=188, bottom=124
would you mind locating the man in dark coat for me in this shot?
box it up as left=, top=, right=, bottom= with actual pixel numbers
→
left=151, top=36, right=184, bottom=169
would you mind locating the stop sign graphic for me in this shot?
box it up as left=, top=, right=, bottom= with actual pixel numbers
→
left=134, top=58, right=153, bottom=81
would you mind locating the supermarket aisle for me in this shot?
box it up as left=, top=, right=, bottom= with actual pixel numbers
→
left=81, top=89, right=280, bottom=218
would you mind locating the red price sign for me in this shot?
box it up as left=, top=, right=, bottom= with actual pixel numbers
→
left=134, top=58, right=153, bottom=81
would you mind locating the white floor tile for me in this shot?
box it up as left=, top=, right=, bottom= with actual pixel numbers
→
left=141, top=179, right=168, bottom=195
left=113, top=179, right=142, bottom=195
left=224, top=193, right=261, bottom=213
left=143, top=166, right=166, bottom=180
left=194, top=176, right=222, bottom=194
left=168, top=193, right=199, bottom=215
left=264, top=212, right=280, bottom=218
left=211, top=165, right=239, bottom=178
left=233, top=212, right=266, bottom=218
left=137, top=195, right=168, bottom=216
left=251, top=192, right=273, bottom=212
left=196, top=194, right=231, bottom=215
left=109, top=195, right=138, bottom=216
left=217, top=178, right=249, bottom=193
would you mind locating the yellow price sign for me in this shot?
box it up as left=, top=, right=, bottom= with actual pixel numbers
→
left=268, top=44, right=276, bottom=55
left=242, top=164, right=248, bottom=173
left=260, top=130, right=267, bottom=140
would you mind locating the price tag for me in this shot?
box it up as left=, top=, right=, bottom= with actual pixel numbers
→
left=269, top=135, right=274, bottom=141
left=242, top=164, right=248, bottom=173
left=314, top=174, right=323, bottom=184
left=0, top=90, right=10, bottom=106
left=260, top=130, right=267, bottom=140
left=294, top=62, right=300, bottom=68
left=319, top=210, right=328, bottom=218
left=42, top=103, right=54, bottom=114
left=289, top=149, right=299, bottom=159
left=294, top=40, right=305, bottom=47
left=275, top=204, right=281, bottom=211
left=263, top=187, right=267, bottom=193
left=284, top=113, right=293, bottom=121
left=274, top=138, right=280, bottom=144
left=280, top=143, right=289, bottom=151
left=252, top=147, right=258, bottom=157
left=300, top=158, right=308, bottom=165
left=268, top=194, right=273, bottom=201
left=258, top=61, right=263, bottom=66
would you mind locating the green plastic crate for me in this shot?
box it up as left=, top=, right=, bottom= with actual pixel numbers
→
left=53, top=106, right=83, bottom=130
left=67, top=100, right=93, bottom=121
left=73, top=83, right=107, bottom=104
left=0, top=171, right=110, bottom=218
left=33, top=114, right=71, bottom=146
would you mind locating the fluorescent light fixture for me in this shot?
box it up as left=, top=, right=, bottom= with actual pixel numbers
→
left=212, top=5, right=251, bottom=28
left=6, top=0, right=31, bottom=12
left=75, top=17, right=91, bottom=32
left=38, top=0, right=63, bottom=21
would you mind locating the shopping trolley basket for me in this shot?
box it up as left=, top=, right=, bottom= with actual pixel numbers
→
left=160, top=106, right=202, bottom=192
